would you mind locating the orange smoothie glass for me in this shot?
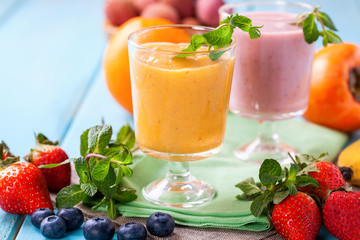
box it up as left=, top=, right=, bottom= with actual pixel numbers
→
left=128, top=25, right=236, bottom=207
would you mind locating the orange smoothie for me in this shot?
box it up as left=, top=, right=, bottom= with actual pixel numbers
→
left=129, top=43, right=234, bottom=159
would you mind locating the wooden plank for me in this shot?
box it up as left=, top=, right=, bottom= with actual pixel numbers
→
left=0, top=0, right=107, bottom=239
left=0, top=0, right=22, bottom=23
left=60, top=70, right=134, bottom=158
left=0, top=0, right=107, bottom=156
left=15, top=215, right=84, bottom=240
left=0, top=213, right=24, bottom=240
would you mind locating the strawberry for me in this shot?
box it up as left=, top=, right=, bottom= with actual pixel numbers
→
left=299, top=161, right=345, bottom=200
left=272, top=192, right=321, bottom=240
left=236, top=158, right=323, bottom=240
left=0, top=160, right=53, bottom=214
left=322, top=191, right=360, bottom=240
left=24, top=133, right=70, bottom=192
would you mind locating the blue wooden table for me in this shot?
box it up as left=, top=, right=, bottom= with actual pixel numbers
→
left=0, top=0, right=359, bottom=239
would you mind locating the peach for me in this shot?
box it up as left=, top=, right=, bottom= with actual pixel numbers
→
left=195, top=0, right=224, bottom=27
left=132, top=0, right=160, bottom=12
left=105, top=0, right=138, bottom=26
left=160, top=0, right=194, bottom=18
left=141, top=2, right=180, bottom=23
left=181, top=17, right=201, bottom=25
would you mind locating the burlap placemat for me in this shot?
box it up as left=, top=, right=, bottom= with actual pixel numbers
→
left=64, top=165, right=282, bottom=239
left=77, top=203, right=282, bottom=240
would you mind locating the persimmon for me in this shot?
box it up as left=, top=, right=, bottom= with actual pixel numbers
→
left=103, top=17, right=176, bottom=113
left=303, top=43, right=360, bottom=132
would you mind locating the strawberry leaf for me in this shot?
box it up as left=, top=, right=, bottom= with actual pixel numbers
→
left=286, top=182, right=298, bottom=196
left=273, top=190, right=290, bottom=204
left=236, top=192, right=262, bottom=201
left=250, top=191, right=274, bottom=217
left=35, top=133, right=58, bottom=145
left=288, top=164, right=300, bottom=183
left=56, top=184, right=87, bottom=208
left=297, top=164, right=319, bottom=176
left=259, top=159, right=282, bottom=188
left=235, top=177, right=262, bottom=195
left=295, top=175, right=320, bottom=187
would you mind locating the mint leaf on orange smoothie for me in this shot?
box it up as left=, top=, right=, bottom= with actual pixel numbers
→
left=174, top=14, right=263, bottom=61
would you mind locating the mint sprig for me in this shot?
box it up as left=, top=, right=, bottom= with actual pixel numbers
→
left=298, top=6, right=342, bottom=46
left=174, top=14, right=262, bottom=61
left=40, top=124, right=137, bottom=219
left=235, top=154, right=326, bottom=218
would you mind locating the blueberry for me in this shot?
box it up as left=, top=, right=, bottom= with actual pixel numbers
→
left=146, top=212, right=175, bottom=237
left=40, top=215, right=66, bottom=239
left=57, top=207, right=84, bottom=231
left=83, top=217, right=115, bottom=240
left=31, top=208, right=55, bottom=228
left=117, top=222, right=147, bottom=240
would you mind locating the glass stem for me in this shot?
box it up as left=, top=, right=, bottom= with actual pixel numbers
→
left=257, top=121, right=280, bottom=146
left=166, top=161, right=192, bottom=182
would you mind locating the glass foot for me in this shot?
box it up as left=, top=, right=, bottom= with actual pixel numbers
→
left=234, top=138, right=298, bottom=165
left=142, top=162, right=215, bottom=207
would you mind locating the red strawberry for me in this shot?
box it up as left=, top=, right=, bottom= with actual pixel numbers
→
left=299, top=161, right=345, bottom=200
left=322, top=191, right=360, bottom=240
left=272, top=192, right=321, bottom=240
left=0, top=161, right=53, bottom=214
left=25, top=134, right=70, bottom=192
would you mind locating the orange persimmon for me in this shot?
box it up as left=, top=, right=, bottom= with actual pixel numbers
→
left=303, top=43, right=360, bottom=132
left=103, top=17, right=174, bottom=114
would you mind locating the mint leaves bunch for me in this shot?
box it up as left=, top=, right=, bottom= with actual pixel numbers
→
left=299, top=6, right=342, bottom=46
left=235, top=154, right=327, bottom=218
left=41, top=124, right=137, bottom=219
left=175, top=14, right=262, bottom=61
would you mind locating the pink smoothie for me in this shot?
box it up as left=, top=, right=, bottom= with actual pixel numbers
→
left=229, top=12, right=316, bottom=120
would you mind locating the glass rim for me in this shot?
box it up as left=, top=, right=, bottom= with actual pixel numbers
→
left=219, top=1, right=315, bottom=23
left=127, top=24, right=237, bottom=56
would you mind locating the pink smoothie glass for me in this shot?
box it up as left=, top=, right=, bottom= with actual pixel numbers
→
left=219, top=1, right=316, bottom=164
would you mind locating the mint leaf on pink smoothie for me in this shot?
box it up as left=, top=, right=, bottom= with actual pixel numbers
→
left=299, top=6, right=342, bottom=46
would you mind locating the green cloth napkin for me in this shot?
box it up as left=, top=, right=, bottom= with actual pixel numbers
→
left=102, top=113, right=348, bottom=231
